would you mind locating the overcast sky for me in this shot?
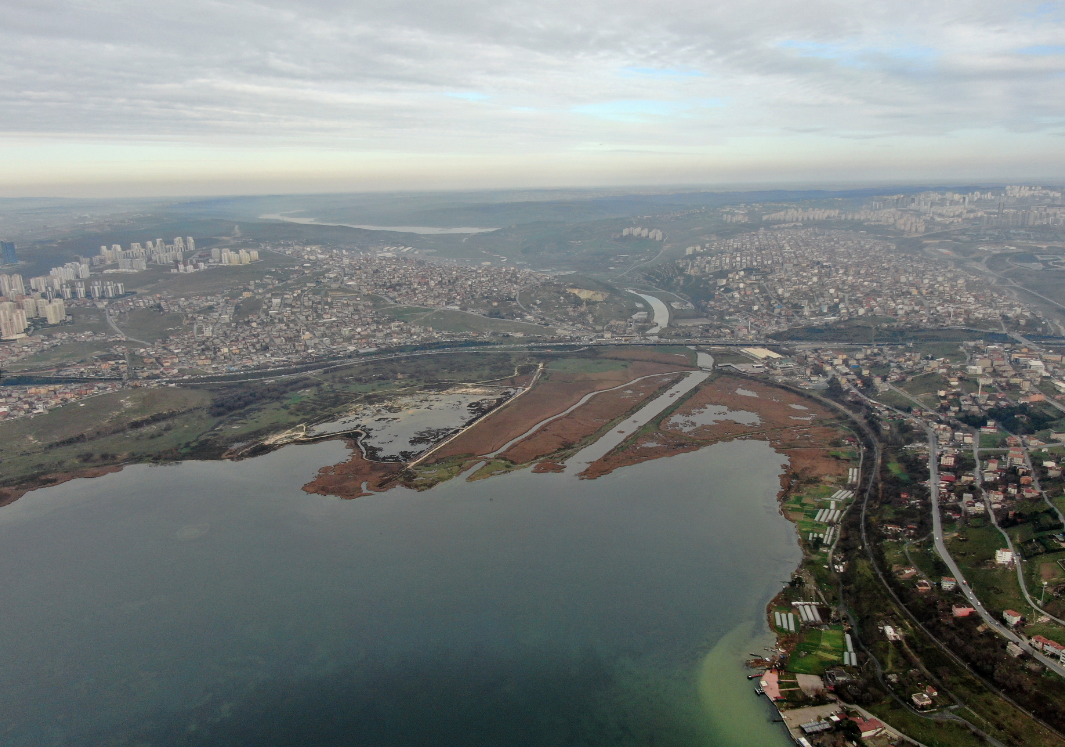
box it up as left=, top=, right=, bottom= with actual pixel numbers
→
left=2, top=0, right=1064, bottom=196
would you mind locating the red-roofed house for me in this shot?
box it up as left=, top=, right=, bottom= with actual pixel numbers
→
left=1032, top=635, right=1065, bottom=658
left=849, top=716, right=886, bottom=739
left=1003, top=610, right=1023, bottom=627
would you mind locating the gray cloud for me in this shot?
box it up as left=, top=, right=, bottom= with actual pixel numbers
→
left=2, top=0, right=1064, bottom=190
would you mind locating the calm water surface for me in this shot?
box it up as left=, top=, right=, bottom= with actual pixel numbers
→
left=0, top=438, right=798, bottom=746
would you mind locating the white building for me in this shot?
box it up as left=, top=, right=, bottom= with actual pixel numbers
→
left=43, top=298, right=66, bottom=325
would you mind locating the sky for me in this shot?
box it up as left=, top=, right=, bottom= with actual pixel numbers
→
left=2, top=0, right=1064, bottom=197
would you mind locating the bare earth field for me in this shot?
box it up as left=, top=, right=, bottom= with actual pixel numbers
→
left=300, top=365, right=849, bottom=503
left=500, top=373, right=681, bottom=465
left=580, top=375, right=848, bottom=482
left=425, top=359, right=688, bottom=461
left=299, top=350, right=695, bottom=498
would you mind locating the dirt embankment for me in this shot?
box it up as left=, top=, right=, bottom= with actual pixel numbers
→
left=501, top=373, right=680, bottom=465
left=428, top=360, right=685, bottom=461
left=580, top=375, right=847, bottom=481
left=302, top=441, right=405, bottom=499
left=0, top=465, right=126, bottom=507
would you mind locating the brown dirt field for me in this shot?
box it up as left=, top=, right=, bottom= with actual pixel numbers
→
left=783, top=446, right=848, bottom=482
left=427, top=360, right=685, bottom=461
left=580, top=375, right=849, bottom=481
left=660, top=376, right=836, bottom=440
left=500, top=373, right=679, bottom=464
left=1042, top=563, right=1065, bottom=581
left=302, top=442, right=404, bottom=499
left=0, top=464, right=125, bottom=506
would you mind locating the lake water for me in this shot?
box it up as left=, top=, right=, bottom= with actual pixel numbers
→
left=0, top=438, right=798, bottom=747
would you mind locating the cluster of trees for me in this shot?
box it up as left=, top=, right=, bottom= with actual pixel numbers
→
left=208, top=378, right=310, bottom=417
left=48, top=409, right=184, bottom=450
left=959, top=403, right=1059, bottom=435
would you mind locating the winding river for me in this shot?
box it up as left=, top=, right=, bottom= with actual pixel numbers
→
left=627, top=291, right=670, bottom=335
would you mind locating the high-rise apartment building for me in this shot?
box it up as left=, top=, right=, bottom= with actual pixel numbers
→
left=0, top=273, right=25, bottom=297
left=44, top=299, right=66, bottom=325
left=0, top=241, right=17, bottom=265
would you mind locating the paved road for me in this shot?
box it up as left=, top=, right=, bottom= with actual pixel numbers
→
left=974, top=440, right=1065, bottom=630
left=926, top=428, right=1065, bottom=675
left=853, top=382, right=1065, bottom=675
left=105, top=312, right=150, bottom=346
left=612, top=245, right=668, bottom=279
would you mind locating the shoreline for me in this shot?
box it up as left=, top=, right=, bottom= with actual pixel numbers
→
left=0, top=464, right=127, bottom=507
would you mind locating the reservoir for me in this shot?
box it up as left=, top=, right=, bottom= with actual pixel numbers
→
left=0, top=437, right=799, bottom=746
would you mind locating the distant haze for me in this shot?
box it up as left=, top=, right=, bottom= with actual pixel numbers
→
left=2, top=0, right=1064, bottom=197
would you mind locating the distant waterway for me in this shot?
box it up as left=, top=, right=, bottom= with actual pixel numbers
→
left=259, top=213, right=497, bottom=234
left=627, top=290, right=670, bottom=334
left=0, top=437, right=798, bottom=746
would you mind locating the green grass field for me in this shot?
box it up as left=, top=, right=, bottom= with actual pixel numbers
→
left=876, top=390, right=915, bottom=411
left=980, top=432, right=1008, bottom=448
left=901, top=373, right=951, bottom=397
left=0, top=387, right=215, bottom=485
left=786, top=626, right=846, bottom=675
left=35, top=308, right=110, bottom=338
left=917, top=342, right=966, bottom=362
left=114, top=309, right=186, bottom=343
left=5, top=341, right=113, bottom=372
left=888, top=461, right=912, bottom=482
left=546, top=357, right=628, bottom=374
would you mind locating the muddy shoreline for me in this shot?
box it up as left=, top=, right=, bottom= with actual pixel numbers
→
left=0, top=465, right=127, bottom=507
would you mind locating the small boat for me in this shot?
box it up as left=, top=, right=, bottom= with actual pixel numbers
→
left=747, top=673, right=764, bottom=680
left=754, top=686, right=764, bottom=695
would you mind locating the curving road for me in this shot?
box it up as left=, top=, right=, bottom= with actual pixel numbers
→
left=105, top=312, right=150, bottom=346
left=889, top=396, right=1065, bottom=675
left=852, top=381, right=1065, bottom=675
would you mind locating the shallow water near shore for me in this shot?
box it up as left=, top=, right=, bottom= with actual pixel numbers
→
left=0, top=438, right=797, bottom=746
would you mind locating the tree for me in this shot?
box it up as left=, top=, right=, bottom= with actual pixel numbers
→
left=837, top=718, right=866, bottom=745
